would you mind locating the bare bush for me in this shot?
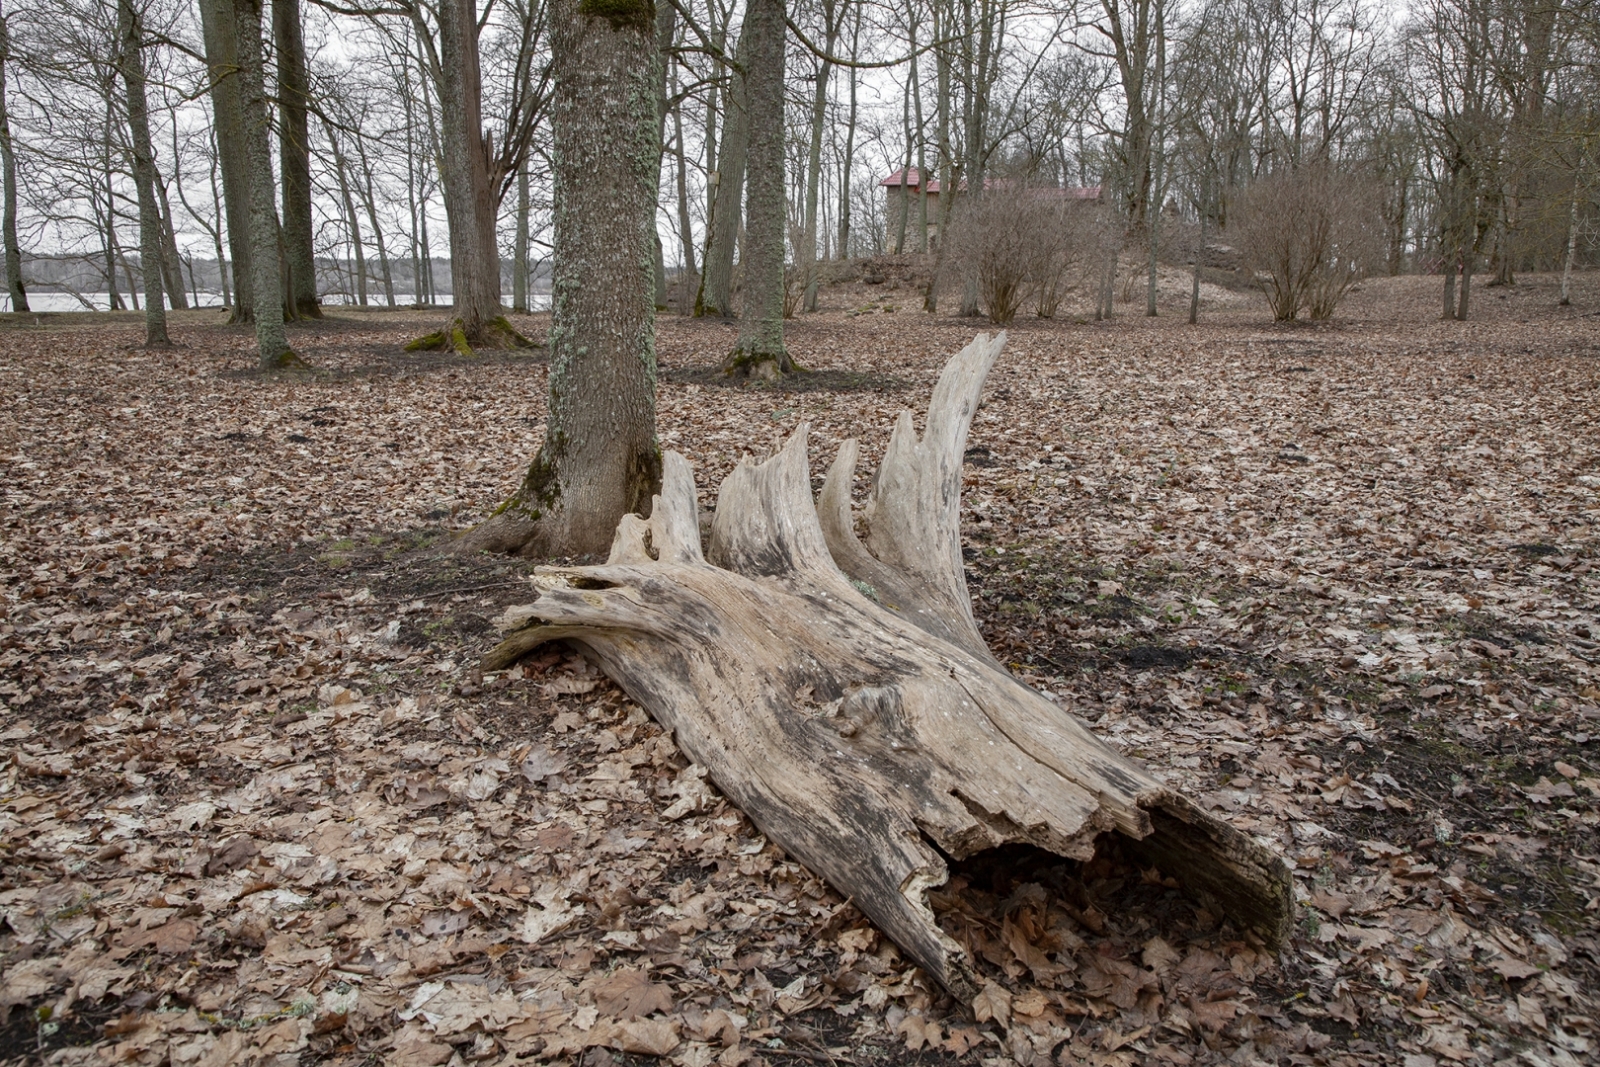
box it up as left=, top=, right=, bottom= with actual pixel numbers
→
left=1231, top=164, right=1385, bottom=321
left=944, top=193, right=1100, bottom=324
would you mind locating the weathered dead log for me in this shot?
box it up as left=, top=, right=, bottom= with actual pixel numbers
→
left=485, top=333, right=1293, bottom=1002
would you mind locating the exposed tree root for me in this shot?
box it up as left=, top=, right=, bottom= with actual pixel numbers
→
left=261, top=348, right=310, bottom=370
left=723, top=344, right=804, bottom=380
left=406, top=316, right=540, bottom=356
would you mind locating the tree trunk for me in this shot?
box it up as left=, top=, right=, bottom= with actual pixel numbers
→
left=101, top=144, right=123, bottom=311
left=696, top=30, right=749, bottom=318
left=923, top=5, right=952, bottom=312
left=1442, top=251, right=1457, bottom=320
left=116, top=0, right=169, bottom=346
left=893, top=79, right=912, bottom=256
left=420, top=207, right=436, bottom=307
left=199, top=0, right=254, bottom=323
left=206, top=139, right=232, bottom=308
left=350, top=134, right=395, bottom=306
left=513, top=156, right=530, bottom=312
left=429, top=0, right=518, bottom=350
left=836, top=6, right=859, bottom=260
left=673, top=70, right=698, bottom=307
left=956, top=0, right=995, bottom=318
left=156, top=173, right=190, bottom=310
left=273, top=0, right=320, bottom=318
left=1188, top=187, right=1204, bottom=325
left=649, top=2, right=672, bottom=313
left=1555, top=146, right=1580, bottom=307
left=911, top=39, right=928, bottom=254
left=799, top=2, right=837, bottom=313
left=456, top=0, right=661, bottom=558
left=402, top=62, right=424, bottom=308
left=232, top=0, right=298, bottom=367
left=325, top=119, right=367, bottom=306
left=725, top=0, right=793, bottom=377
left=485, top=334, right=1294, bottom=1003
left=0, top=0, right=28, bottom=312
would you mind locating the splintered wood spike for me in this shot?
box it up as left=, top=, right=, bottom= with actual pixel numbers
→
left=485, top=332, right=1295, bottom=1001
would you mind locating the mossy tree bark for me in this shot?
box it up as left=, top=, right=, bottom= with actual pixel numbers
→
left=273, top=0, right=321, bottom=319
left=485, top=335, right=1294, bottom=1003
left=232, top=0, right=299, bottom=368
left=454, top=0, right=661, bottom=558
left=0, top=1, right=26, bottom=313
left=199, top=0, right=254, bottom=323
left=724, top=0, right=795, bottom=378
left=115, top=0, right=168, bottom=346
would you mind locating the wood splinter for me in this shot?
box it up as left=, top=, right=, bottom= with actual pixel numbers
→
left=485, top=332, right=1294, bottom=1002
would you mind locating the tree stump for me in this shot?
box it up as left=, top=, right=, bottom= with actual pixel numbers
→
left=485, top=333, right=1293, bottom=1002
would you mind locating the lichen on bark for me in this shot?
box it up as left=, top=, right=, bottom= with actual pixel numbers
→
left=452, top=0, right=661, bottom=558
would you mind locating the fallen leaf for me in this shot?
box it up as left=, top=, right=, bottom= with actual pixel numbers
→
left=972, top=981, right=1011, bottom=1027
left=593, top=968, right=675, bottom=1020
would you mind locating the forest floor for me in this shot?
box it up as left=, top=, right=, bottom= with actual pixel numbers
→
left=1, top=270, right=1598, bottom=1067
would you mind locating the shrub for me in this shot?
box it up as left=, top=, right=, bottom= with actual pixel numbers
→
left=945, top=192, right=1100, bottom=325
left=1232, top=163, right=1385, bottom=321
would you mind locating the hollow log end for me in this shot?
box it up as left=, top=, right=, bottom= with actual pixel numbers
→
left=1130, top=790, right=1296, bottom=949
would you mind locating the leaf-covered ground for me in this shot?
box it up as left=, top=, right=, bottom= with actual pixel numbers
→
left=2, top=272, right=1597, bottom=1067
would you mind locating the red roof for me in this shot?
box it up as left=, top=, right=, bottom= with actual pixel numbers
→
left=879, top=170, right=1102, bottom=201
left=880, top=167, right=945, bottom=193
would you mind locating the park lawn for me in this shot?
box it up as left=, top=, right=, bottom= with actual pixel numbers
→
left=1, top=271, right=1597, bottom=1066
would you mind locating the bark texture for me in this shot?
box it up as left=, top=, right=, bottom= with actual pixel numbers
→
left=455, top=0, right=661, bottom=558
left=513, top=158, right=530, bottom=313
left=434, top=0, right=508, bottom=349
left=199, top=0, right=253, bottom=322
left=0, top=0, right=25, bottom=312
left=273, top=0, right=321, bottom=318
left=725, top=0, right=793, bottom=377
left=233, top=0, right=298, bottom=367
left=695, top=29, right=749, bottom=319
left=485, top=334, right=1294, bottom=1002
left=116, top=0, right=168, bottom=346
left=798, top=1, right=836, bottom=312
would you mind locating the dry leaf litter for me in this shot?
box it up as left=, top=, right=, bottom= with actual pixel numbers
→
left=1, top=272, right=1597, bottom=1067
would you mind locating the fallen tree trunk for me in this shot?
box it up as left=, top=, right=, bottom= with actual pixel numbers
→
left=485, top=333, right=1293, bottom=1002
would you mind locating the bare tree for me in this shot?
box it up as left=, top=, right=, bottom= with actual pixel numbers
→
left=275, top=0, right=321, bottom=317
left=696, top=19, right=747, bottom=319
left=456, top=0, right=661, bottom=556
left=199, top=0, right=255, bottom=321
left=234, top=0, right=300, bottom=366
left=0, top=0, right=26, bottom=311
left=115, top=0, right=168, bottom=344
left=725, top=0, right=793, bottom=376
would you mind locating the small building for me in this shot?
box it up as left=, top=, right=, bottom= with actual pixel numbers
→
left=879, top=168, right=948, bottom=247
left=880, top=169, right=1102, bottom=247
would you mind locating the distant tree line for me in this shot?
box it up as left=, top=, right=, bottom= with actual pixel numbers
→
left=1, top=0, right=1597, bottom=353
